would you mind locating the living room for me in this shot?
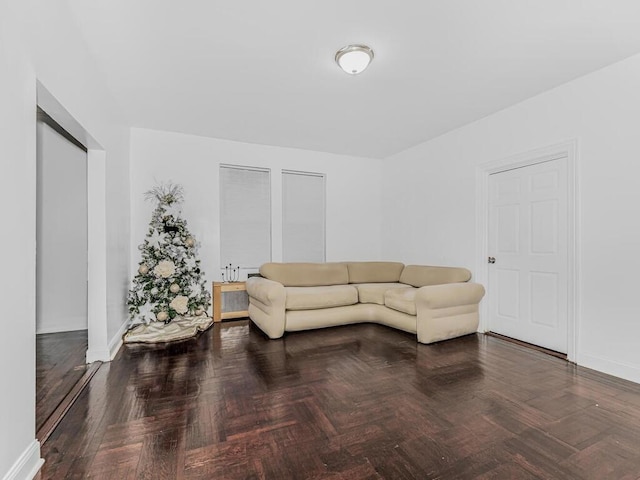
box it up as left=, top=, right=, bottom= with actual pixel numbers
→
left=3, top=1, right=640, bottom=479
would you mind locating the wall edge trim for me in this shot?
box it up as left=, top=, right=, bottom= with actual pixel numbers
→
left=1, top=440, right=43, bottom=480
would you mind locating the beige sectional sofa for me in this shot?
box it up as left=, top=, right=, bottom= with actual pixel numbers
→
left=246, top=262, right=485, bottom=344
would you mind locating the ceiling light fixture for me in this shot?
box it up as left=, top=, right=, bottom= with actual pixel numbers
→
left=335, top=44, right=374, bottom=75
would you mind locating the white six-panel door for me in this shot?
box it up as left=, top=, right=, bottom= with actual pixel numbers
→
left=488, top=156, right=568, bottom=353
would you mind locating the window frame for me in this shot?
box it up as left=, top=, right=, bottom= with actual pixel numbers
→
left=219, top=164, right=272, bottom=270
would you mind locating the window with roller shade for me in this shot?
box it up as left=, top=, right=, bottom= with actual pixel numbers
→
left=282, top=170, right=325, bottom=262
left=219, top=165, right=271, bottom=268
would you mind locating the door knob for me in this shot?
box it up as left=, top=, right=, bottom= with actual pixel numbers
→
left=488, top=256, right=496, bottom=264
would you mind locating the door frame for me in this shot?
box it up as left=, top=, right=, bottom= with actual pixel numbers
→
left=37, top=81, right=111, bottom=363
left=475, top=140, right=579, bottom=361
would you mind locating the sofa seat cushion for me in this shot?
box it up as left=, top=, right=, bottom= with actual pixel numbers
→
left=285, top=285, right=358, bottom=311
left=356, top=283, right=409, bottom=305
left=384, top=287, right=418, bottom=315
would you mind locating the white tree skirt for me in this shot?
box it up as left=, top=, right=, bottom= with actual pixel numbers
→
left=123, top=315, right=214, bottom=343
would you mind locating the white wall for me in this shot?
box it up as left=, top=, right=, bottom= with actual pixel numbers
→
left=382, top=52, right=640, bottom=384
left=130, top=128, right=383, bottom=293
left=36, top=120, right=88, bottom=334
left=0, top=1, right=130, bottom=478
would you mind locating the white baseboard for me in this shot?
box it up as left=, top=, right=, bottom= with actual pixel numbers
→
left=86, top=320, right=129, bottom=363
left=579, top=353, right=640, bottom=385
left=109, top=320, right=129, bottom=361
left=2, top=440, right=43, bottom=480
left=85, top=347, right=110, bottom=363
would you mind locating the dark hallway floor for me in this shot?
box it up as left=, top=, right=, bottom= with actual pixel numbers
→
left=36, top=329, right=88, bottom=435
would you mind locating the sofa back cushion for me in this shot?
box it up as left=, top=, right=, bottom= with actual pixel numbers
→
left=346, top=262, right=405, bottom=284
left=399, top=265, right=471, bottom=287
left=259, top=262, right=349, bottom=287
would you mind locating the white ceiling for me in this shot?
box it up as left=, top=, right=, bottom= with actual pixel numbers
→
left=66, top=0, right=640, bottom=158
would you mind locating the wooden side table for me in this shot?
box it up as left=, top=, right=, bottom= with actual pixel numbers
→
left=212, top=281, right=249, bottom=322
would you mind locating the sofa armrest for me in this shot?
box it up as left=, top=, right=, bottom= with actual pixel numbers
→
left=247, top=277, right=285, bottom=305
left=414, top=282, right=485, bottom=344
left=246, top=277, right=286, bottom=339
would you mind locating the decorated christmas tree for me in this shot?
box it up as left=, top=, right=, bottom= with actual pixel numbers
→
left=127, top=183, right=211, bottom=326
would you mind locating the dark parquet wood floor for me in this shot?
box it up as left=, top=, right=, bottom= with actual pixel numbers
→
left=38, top=321, right=640, bottom=479
left=36, top=330, right=88, bottom=433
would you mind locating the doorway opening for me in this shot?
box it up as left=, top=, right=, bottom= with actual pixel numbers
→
left=35, top=107, right=89, bottom=440
left=34, top=81, right=108, bottom=443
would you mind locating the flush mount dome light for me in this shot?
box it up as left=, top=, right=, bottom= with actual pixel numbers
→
left=335, top=44, right=374, bottom=75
